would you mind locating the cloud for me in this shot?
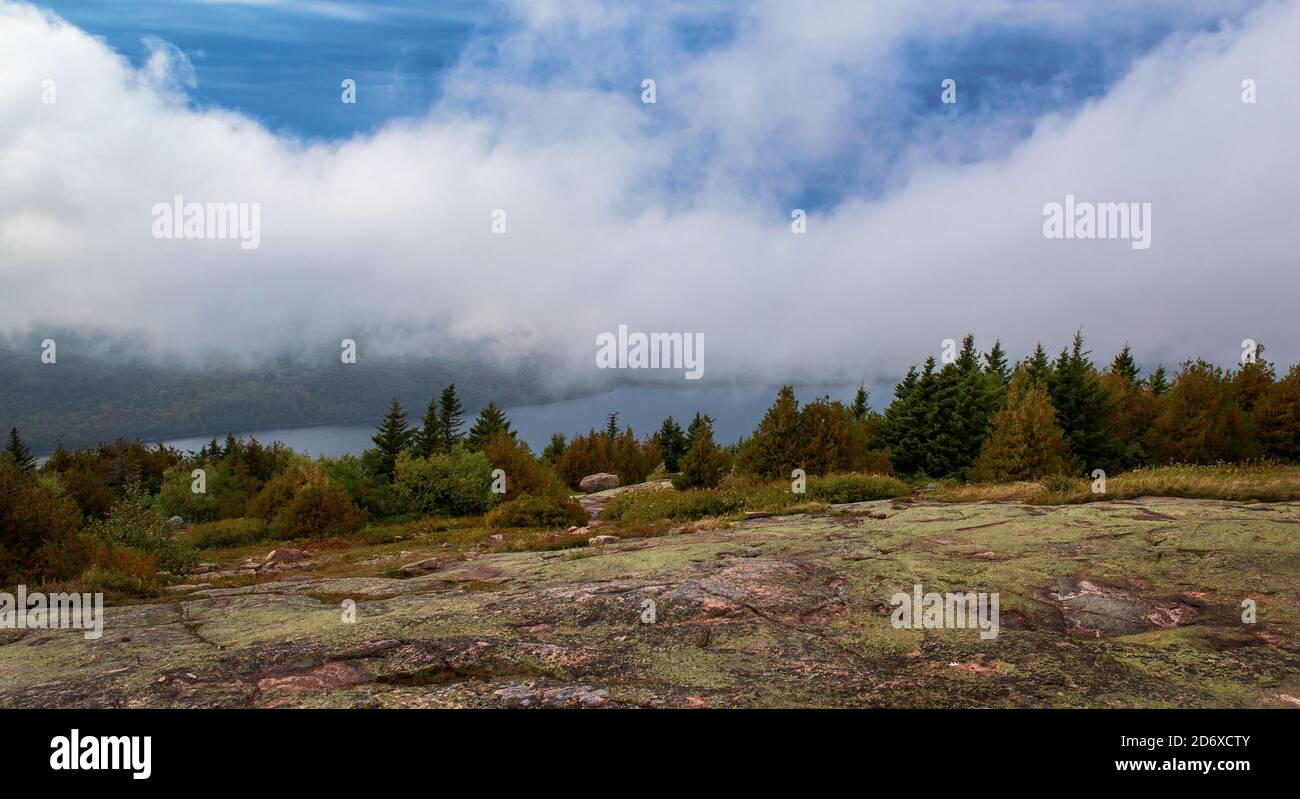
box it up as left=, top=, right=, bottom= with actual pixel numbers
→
left=0, top=0, right=1296, bottom=387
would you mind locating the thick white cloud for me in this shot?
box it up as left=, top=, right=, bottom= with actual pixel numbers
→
left=0, top=0, right=1296, bottom=386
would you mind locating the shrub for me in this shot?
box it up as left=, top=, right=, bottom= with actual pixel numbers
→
left=184, top=518, right=269, bottom=549
left=268, top=471, right=365, bottom=540
left=672, top=419, right=731, bottom=490
left=0, top=460, right=86, bottom=585
left=971, top=374, right=1071, bottom=482
left=485, top=495, right=589, bottom=528
left=393, top=448, right=496, bottom=516
left=86, top=482, right=198, bottom=574
left=805, top=473, right=910, bottom=503
left=481, top=433, right=569, bottom=500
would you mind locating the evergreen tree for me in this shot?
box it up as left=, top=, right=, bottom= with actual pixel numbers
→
left=467, top=402, right=514, bottom=450
left=984, top=340, right=1011, bottom=386
left=1232, top=342, right=1274, bottom=414
left=736, top=386, right=803, bottom=478
left=1146, top=365, right=1169, bottom=396
left=1020, top=343, right=1053, bottom=388
left=415, top=393, right=443, bottom=458
left=884, top=359, right=937, bottom=475
left=1047, top=331, right=1113, bottom=471
left=437, top=384, right=465, bottom=453
left=542, top=433, right=568, bottom=465
left=672, top=418, right=729, bottom=489
left=605, top=412, right=620, bottom=439
left=1256, top=364, right=1300, bottom=461
left=47, top=438, right=72, bottom=472
left=851, top=384, right=869, bottom=420
left=1109, top=344, right=1141, bottom=382
left=4, top=427, right=36, bottom=472
left=684, top=412, right=715, bottom=451
left=1145, top=360, right=1252, bottom=464
left=653, top=416, right=688, bottom=472
left=371, top=399, right=415, bottom=481
left=971, top=374, right=1070, bottom=482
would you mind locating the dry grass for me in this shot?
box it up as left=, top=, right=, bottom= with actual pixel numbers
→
left=930, top=463, right=1300, bottom=505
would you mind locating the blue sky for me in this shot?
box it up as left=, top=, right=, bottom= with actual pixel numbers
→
left=6, top=0, right=1297, bottom=379
left=35, top=0, right=1247, bottom=209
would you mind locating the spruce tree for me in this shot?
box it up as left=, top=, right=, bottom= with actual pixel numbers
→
left=605, top=412, right=620, bottom=439
left=437, top=384, right=465, bottom=453
left=851, top=384, right=869, bottom=420
left=542, top=433, right=567, bottom=465
left=1146, top=365, right=1169, bottom=396
left=736, top=386, right=803, bottom=478
left=653, top=416, right=688, bottom=472
left=1048, top=331, right=1113, bottom=471
left=1256, top=364, right=1300, bottom=461
left=467, top=402, right=514, bottom=449
left=673, top=418, right=729, bottom=489
left=4, top=427, right=36, bottom=472
left=1109, top=344, right=1141, bottom=382
left=971, top=374, right=1070, bottom=482
left=1021, top=343, right=1053, bottom=388
left=984, top=340, right=1011, bottom=386
left=371, top=399, right=415, bottom=481
left=415, top=393, right=443, bottom=458
left=684, top=412, right=715, bottom=452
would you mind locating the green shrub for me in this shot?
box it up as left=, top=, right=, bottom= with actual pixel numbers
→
left=184, top=518, right=269, bottom=549
left=805, top=473, right=910, bottom=503
left=486, top=495, right=589, bottom=528
left=86, top=482, right=198, bottom=574
left=393, top=448, right=496, bottom=516
left=268, top=471, right=365, bottom=540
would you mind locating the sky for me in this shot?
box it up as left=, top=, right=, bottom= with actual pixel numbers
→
left=2, top=0, right=1297, bottom=389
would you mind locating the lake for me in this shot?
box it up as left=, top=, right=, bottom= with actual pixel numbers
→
left=160, top=383, right=886, bottom=457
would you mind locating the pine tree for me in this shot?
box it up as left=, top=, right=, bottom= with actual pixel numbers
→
left=4, top=427, right=36, bottom=472
left=736, top=386, right=803, bottom=478
left=1109, top=344, right=1140, bottom=382
left=851, top=384, right=869, bottom=420
left=1048, top=331, right=1113, bottom=471
left=1020, top=343, right=1053, bottom=388
left=653, top=416, right=688, bottom=472
left=1146, top=365, right=1169, bottom=396
left=684, top=412, right=714, bottom=452
left=971, top=374, right=1070, bottom=482
left=1232, top=341, right=1274, bottom=414
left=984, top=340, right=1011, bottom=386
left=541, top=433, right=567, bottom=465
left=467, top=402, right=514, bottom=449
left=1256, top=364, right=1300, bottom=461
left=415, top=393, right=443, bottom=458
left=371, top=399, right=415, bottom=481
left=437, top=384, right=465, bottom=453
left=672, top=418, right=729, bottom=489
left=605, top=412, right=620, bottom=439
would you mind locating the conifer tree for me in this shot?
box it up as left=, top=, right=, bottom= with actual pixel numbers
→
left=1109, top=344, right=1141, bottom=382
left=437, top=384, right=465, bottom=453
left=1020, top=343, right=1053, bottom=388
left=653, top=416, right=688, bottom=472
left=672, top=418, right=729, bottom=489
left=971, top=374, right=1070, bottom=482
left=371, top=399, right=415, bottom=481
left=542, top=433, right=567, bottom=465
left=1145, top=360, right=1252, bottom=464
left=605, top=412, right=620, bottom=439
left=1048, top=331, right=1114, bottom=471
left=467, top=402, right=514, bottom=450
left=1146, top=365, right=1169, bottom=396
left=415, top=393, right=443, bottom=458
left=736, top=386, right=803, bottom=478
left=684, top=412, right=715, bottom=452
left=984, top=340, right=1011, bottom=386
left=851, top=384, right=869, bottom=420
left=1232, top=342, right=1275, bottom=414
left=1256, top=364, right=1300, bottom=461
left=4, top=427, right=36, bottom=472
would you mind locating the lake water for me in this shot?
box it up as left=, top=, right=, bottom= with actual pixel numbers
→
left=161, top=383, right=885, bottom=457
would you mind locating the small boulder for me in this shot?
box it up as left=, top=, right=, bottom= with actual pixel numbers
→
left=399, top=557, right=440, bottom=577
left=265, top=548, right=308, bottom=563
left=588, top=534, right=619, bottom=546
left=579, top=473, right=620, bottom=493
left=489, top=533, right=505, bottom=545
left=166, top=515, right=185, bottom=529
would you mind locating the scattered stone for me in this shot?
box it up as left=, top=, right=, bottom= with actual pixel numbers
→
left=166, top=516, right=185, bottom=529
left=165, top=583, right=212, bottom=593
left=588, top=535, right=619, bottom=546
left=579, top=472, right=620, bottom=493
left=189, top=563, right=220, bottom=575
left=399, top=558, right=440, bottom=577
left=265, top=548, right=308, bottom=563
left=744, top=511, right=772, bottom=520
left=567, top=526, right=580, bottom=533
